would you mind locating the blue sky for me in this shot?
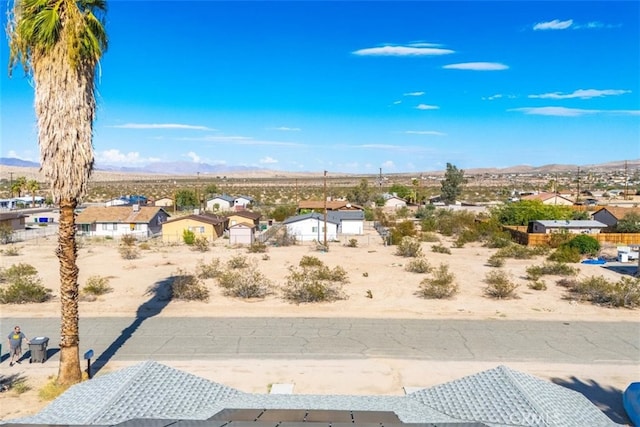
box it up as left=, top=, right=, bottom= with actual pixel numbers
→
left=2, top=1, right=639, bottom=174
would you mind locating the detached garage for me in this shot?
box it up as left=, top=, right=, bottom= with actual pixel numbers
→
left=229, top=222, right=255, bottom=245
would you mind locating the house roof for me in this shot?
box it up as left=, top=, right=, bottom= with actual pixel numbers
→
left=594, top=206, right=640, bottom=220
left=532, top=220, right=607, bottom=228
left=163, top=213, right=226, bottom=226
left=10, top=362, right=619, bottom=426
left=283, top=212, right=340, bottom=225
left=229, top=221, right=256, bottom=229
left=298, top=200, right=363, bottom=211
left=521, top=192, right=575, bottom=203
left=327, top=210, right=365, bottom=222
left=0, top=212, right=28, bottom=221
left=75, top=206, right=167, bottom=225
left=209, top=194, right=235, bottom=203
left=225, top=210, right=261, bottom=220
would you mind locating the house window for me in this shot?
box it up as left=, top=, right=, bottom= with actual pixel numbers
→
left=312, top=226, right=318, bottom=232
left=102, top=223, right=116, bottom=231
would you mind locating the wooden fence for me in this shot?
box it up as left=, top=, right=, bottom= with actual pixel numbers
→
left=503, top=226, right=640, bottom=247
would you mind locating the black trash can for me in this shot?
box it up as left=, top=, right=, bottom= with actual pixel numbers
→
left=29, top=337, right=49, bottom=363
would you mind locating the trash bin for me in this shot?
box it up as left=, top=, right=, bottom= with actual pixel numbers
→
left=29, top=337, right=49, bottom=363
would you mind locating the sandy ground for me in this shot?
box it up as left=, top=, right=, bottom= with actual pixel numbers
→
left=1, top=227, right=638, bottom=422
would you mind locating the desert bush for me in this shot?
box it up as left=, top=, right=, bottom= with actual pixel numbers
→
left=248, top=241, right=268, bottom=253
left=420, top=232, right=440, bottom=243
left=196, top=258, right=221, bottom=279
left=563, top=276, right=640, bottom=308
left=528, top=280, right=547, bottom=291
left=138, top=242, right=151, bottom=250
left=494, top=244, right=548, bottom=260
left=548, top=231, right=572, bottom=248
left=486, top=254, right=505, bottom=267
left=525, top=262, right=578, bottom=280
left=483, top=232, right=512, bottom=249
left=566, top=235, right=600, bottom=256
left=227, top=254, right=249, bottom=269
left=83, top=275, right=113, bottom=296
left=192, top=236, right=209, bottom=252
left=389, top=220, right=417, bottom=245
left=396, top=236, right=423, bottom=257
left=282, top=265, right=347, bottom=303
left=217, top=265, right=273, bottom=298
left=453, top=229, right=480, bottom=248
left=2, top=246, right=20, bottom=256
left=182, top=229, right=196, bottom=245
left=346, top=238, right=358, bottom=248
left=299, top=255, right=324, bottom=268
left=273, top=228, right=296, bottom=246
left=38, top=376, right=69, bottom=401
left=118, top=245, right=140, bottom=260
left=0, top=276, right=52, bottom=304
left=0, top=223, right=14, bottom=244
left=417, top=263, right=458, bottom=299
left=547, top=246, right=581, bottom=263
left=10, top=378, right=30, bottom=394
left=171, top=268, right=209, bottom=301
left=121, top=234, right=137, bottom=246
left=405, top=257, right=432, bottom=274
left=0, top=263, right=38, bottom=282
left=431, top=244, right=451, bottom=255
left=484, top=270, right=518, bottom=299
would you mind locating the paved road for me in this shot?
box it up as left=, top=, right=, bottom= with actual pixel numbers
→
left=3, top=317, right=638, bottom=366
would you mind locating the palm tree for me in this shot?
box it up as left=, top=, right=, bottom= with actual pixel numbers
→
left=26, top=179, right=40, bottom=207
left=7, top=0, right=107, bottom=385
left=11, top=175, right=27, bottom=197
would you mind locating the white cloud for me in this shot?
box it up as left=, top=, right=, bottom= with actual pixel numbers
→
left=528, top=89, right=631, bottom=99
left=392, top=100, right=402, bottom=105
left=533, top=19, right=573, bottom=30
left=270, top=126, right=301, bottom=131
left=404, top=91, right=425, bottom=96
left=381, top=160, right=396, bottom=170
left=259, top=156, right=278, bottom=164
left=443, top=62, right=508, bottom=71
left=483, top=93, right=517, bottom=100
left=416, top=104, right=440, bottom=110
left=177, top=135, right=303, bottom=147
left=510, top=106, right=640, bottom=117
left=405, top=130, right=447, bottom=136
left=96, top=149, right=149, bottom=164
left=352, top=45, right=454, bottom=56
left=186, top=151, right=201, bottom=163
left=112, top=123, right=214, bottom=131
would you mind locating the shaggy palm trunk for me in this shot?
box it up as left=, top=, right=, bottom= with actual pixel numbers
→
left=33, top=36, right=96, bottom=386
left=57, top=200, right=82, bottom=384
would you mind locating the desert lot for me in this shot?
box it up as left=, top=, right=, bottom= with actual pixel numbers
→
left=1, top=226, right=638, bottom=421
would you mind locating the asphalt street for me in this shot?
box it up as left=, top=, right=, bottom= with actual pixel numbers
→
left=2, top=317, right=638, bottom=366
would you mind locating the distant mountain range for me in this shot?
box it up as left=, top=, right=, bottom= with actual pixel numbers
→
left=1, top=157, right=638, bottom=176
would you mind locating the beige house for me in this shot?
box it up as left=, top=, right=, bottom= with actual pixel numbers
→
left=226, top=210, right=261, bottom=229
left=592, top=206, right=640, bottom=228
left=521, top=192, right=574, bottom=206
left=154, top=197, right=174, bottom=208
left=161, top=213, right=227, bottom=243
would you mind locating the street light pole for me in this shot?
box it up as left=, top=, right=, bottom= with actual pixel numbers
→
left=323, top=170, right=327, bottom=249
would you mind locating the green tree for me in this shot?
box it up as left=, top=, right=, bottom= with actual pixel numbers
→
left=440, top=163, right=466, bottom=205
left=26, top=179, right=40, bottom=207
left=8, top=0, right=108, bottom=386
left=175, top=189, right=198, bottom=210
left=490, top=200, right=575, bottom=226
left=616, top=212, right=640, bottom=233
left=388, top=184, right=411, bottom=199
left=347, top=179, right=372, bottom=205
left=11, top=176, right=27, bottom=197
left=271, top=204, right=297, bottom=222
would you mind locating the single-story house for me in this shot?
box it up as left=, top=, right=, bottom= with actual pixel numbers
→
left=228, top=222, right=256, bottom=245
left=283, top=212, right=339, bottom=242
left=0, top=212, right=28, bottom=231
left=206, top=194, right=235, bottom=211
left=162, top=213, right=227, bottom=243
left=0, top=196, right=45, bottom=209
left=327, top=210, right=365, bottom=235
left=521, top=192, right=574, bottom=206
left=234, top=195, right=255, bottom=208
left=381, top=193, right=407, bottom=209
left=106, top=195, right=148, bottom=207
left=154, top=197, right=174, bottom=208
left=527, top=219, right=608, bottom=234
left=9, top=361, right=618, bottom=427
left=592, top=206, right=640, bottom=228
left=297, top=200, right=363, bottom=213
left=226, top=210, right=261, bottom=229
left=75, top=206, right=169, bottom=238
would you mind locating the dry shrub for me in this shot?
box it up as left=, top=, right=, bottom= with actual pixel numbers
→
left=192, top=236, right=210, bottom=252
left=171, top=268, right=209, bottom=301
left=565, top=276, right=640, bottom=308
left=282, top=258, right=349, bottom=303
left=405, top=257, right=432, bottom=274
left=484, top=270, right=518, bottom=299
left=396, top=236, right=422, bottom=257
left=217, top=265, right=273, bottom=298
left=227, top=254, right=249, bottom=269
left=82, top=275, right=113, bottom=296
left=417, top=263, right=458, bottom=299
left=118, top=245, right=139, bottom=260
left=431, top=244, right=451, bottom=255
left=196, top=258, right=221, bottom=279
left=248, top=241, right=268, bottom=253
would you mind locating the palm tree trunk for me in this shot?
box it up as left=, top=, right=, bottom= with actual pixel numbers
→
left=57, top=199, right=82, bottom=385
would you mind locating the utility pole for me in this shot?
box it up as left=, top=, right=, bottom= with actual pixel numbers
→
left=576, top=167, right=580, bottom=203
left=624, top=160, right=629, bottom=200
left=9, top=172, right=13, bottom=197
left=323, top=170, right=328, bottom=249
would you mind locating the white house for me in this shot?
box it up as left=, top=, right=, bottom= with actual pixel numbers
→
left=76, top=205, right=170, bottom=239
left=234, top=195, right=254, bottom=208
left=206, top=194, right=235, bottom=211
left=381, top=193, right=407, bottom=209
left=527, top=220, right=607, bottom=234
left=327, top=210, right=365, bottom=235
left=282, top=213, right=339, bottom=242
left=105, top=197, right=130, bottom=207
